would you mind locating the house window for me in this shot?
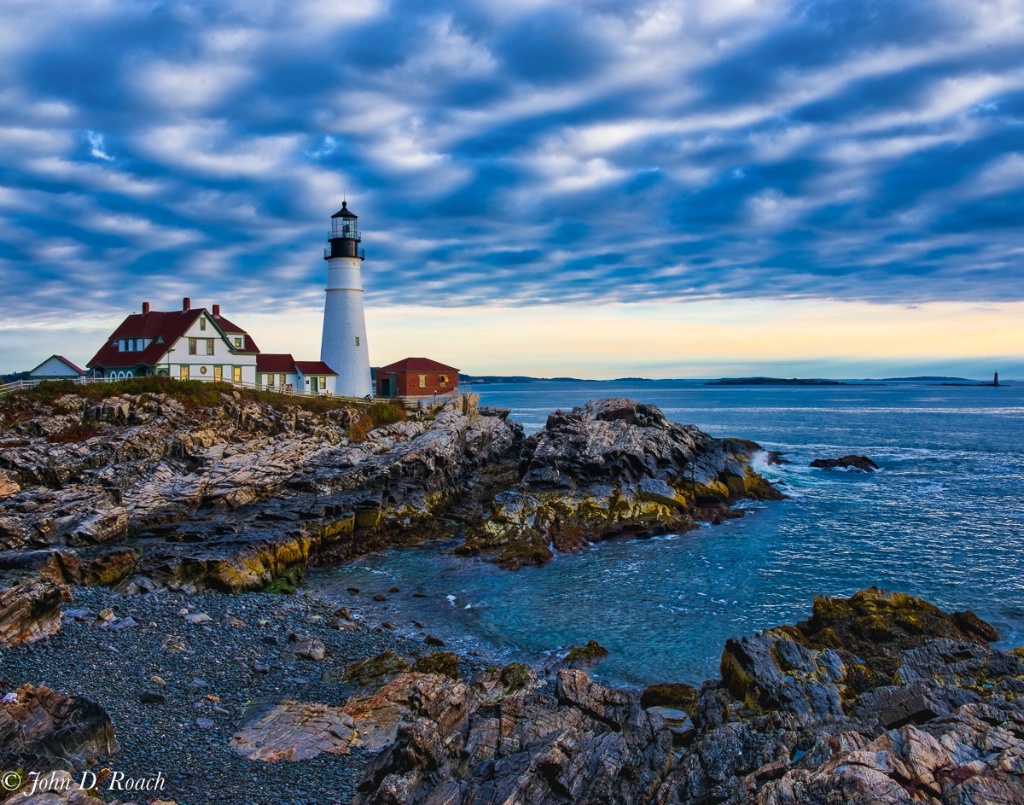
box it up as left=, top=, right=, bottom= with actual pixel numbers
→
left=355, top=336, right=360, bottom=346
left=233, top=367, right=241, bottom=383
left=180, top=365, right=190, bottom=380
left=200, top=318, right=206, bottom=331
left=278, top=374, right=286, bottom=386
left=439, top=375, right=448, bottom=387
left=206, top=339, right=215, bottom=355
left=265, top=374, right=274, bottom=387
left=234, top=337, right=242, bottom=348
left=418, top=374, right=426, bottom=388
left=188, top=338, right=198, bottom=355
left=214, top=366, right=222, bottom=382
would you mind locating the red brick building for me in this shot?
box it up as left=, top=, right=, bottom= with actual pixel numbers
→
left=375, top=357, right=458, bottom=399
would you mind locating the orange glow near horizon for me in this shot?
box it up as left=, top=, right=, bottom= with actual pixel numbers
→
left=4, top=298, right=1022, bottom=380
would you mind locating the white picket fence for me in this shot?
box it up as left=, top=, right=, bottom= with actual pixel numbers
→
left=0, top=376, right=464, bottom=409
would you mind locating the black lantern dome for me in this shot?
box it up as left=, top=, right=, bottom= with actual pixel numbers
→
left=326, top=201, right=364, bottom=260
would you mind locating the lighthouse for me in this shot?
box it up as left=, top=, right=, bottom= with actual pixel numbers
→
left=320, top=201, right=372, bottom=397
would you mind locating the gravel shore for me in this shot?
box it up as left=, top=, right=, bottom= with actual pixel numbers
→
left=1, top=586, right=442, bottom=805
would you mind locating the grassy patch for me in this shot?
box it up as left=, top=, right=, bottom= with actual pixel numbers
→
left=346, top=400, right=408, bottom=442
left=1, top=376, right=364, bottom=429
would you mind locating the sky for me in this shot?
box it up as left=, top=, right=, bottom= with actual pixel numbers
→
left=1, top=0, right=1023, bottom=379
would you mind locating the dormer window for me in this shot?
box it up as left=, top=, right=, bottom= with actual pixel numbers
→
left=234, top=337, right=242, bottom=348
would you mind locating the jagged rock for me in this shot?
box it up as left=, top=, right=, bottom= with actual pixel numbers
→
left=0, top=685, right=118, bottom=774
left=0, top=391, right=520, bottom=591
left=231, top=671, right=470, bottom=762
left=351, top=590, right=1024, bottom=805
left=458, top=399, right=781, bottom=567
left=229, top=700, right=356, bottom=761
left=810, top=454, right=879, bottom=472
left=0, top=580, right=68, bottom=646
left=719, top=630, right=846, bottom=717
left=353, top=667, right=671, bottom=805
left=0, top=469, right=20, bottom=499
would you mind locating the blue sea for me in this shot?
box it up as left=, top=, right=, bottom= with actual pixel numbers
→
left=308, top=380, right=1024, bottom=687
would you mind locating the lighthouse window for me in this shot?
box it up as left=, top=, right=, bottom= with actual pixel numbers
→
left=355, top=336, right=360, bottom=346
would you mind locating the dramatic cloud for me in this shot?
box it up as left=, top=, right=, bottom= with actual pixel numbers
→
left=1, top=0, right=1023, bottom=373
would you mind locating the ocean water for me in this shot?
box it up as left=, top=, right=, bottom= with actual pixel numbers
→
left=309, top=380, right=1024, bottom=687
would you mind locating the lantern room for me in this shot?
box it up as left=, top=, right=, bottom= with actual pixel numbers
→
left=326, top=201, right=364, bottom=259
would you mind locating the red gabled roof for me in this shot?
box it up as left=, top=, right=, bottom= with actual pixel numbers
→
left=88, top=309, right=202, bottom=369
left=377, top=357, right=459, bottom=373
left=30, top=355, right=86, bottom=376
left=213, top=314, right=260, bottom=353
left=256, top=353, right=296, bottom=373
left=294, top=361, right=337, bottom=376
left=88, top=306, right=261, bottom=370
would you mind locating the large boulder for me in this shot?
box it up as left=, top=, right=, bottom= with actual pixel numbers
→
left=0, top=685, right=118, bottom=774
left=810, top=454, right=879, bottom=472
left=353, top=666, right=671, bottom=805
left=460, top=399, right=782, bottom=567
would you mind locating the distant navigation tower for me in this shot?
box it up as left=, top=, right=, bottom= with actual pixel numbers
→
left=320, top=201, right=372, bottom=397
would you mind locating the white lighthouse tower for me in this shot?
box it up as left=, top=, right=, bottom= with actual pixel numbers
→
left=320, top=201, right=372, bottom=397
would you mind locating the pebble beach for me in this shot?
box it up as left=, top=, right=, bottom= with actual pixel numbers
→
left=1, top=586, right=447, bottom=805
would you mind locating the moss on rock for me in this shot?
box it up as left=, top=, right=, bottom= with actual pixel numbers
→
left=412, top=651, right=460, bottom=678
left=500, top=662, right=533, bottom=692
left=341, top=651, right=410, bottom=686
left=640, top=683, right=699, bottom=721
left=564, top=640, right=609, bottom=666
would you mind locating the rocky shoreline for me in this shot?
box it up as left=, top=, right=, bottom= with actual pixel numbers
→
left=3, top=382, right=1022, bottom=803
left=4, top=585, right=1023, bottom=804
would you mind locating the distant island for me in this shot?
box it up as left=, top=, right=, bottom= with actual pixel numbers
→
left=705, top=377, right=845, bottom=386
left=455, top=374, right=1013, bottom=387
left=459, top=374, right=598, bottom=384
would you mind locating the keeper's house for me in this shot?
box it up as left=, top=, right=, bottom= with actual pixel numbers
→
left=375, top=357, right=458, bottom=399
left=87, top=298, right=260, bottom=383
